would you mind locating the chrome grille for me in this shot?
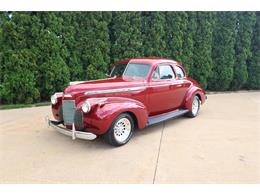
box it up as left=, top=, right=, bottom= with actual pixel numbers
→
left=74, top=110, right=84, bottom=130
left=62, top=100, right=76, bottom=125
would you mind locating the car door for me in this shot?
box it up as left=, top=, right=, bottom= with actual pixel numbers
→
left=172, top=65, right=191, bottom=107
left=147, top=64, right=177, bottom=116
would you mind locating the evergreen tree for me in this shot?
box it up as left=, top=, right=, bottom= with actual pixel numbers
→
left=57, top=12, right=83, bottom=81
left=0, top=49, right=40, bottom=104
left=0, top=11, right=259, bottom=105
left=33, top=12, right=70, bottom=100
left=246, top=12, right=260, bottom=89
left=164, top=12, right=188, bottom=62
left=231, top=12, right=256, bottom=90
left=192, top=12, right=215, bottom=89
left=208, top=12, right=237, bottom=90
left=77, top=12, right=112, bottom=80
left=142, top=12, right=166, bottom=57
left=181, top=12, right=197, bottom=76
left=0, top=12, right=39, bottom=104
left=110, top=12, right=142, bottom=64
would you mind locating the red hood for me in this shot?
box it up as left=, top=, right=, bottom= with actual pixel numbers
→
left=64, top=77, right=145, bottom=96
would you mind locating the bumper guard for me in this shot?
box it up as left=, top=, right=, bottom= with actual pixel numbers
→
left=46, top=116, right=97, bottom=140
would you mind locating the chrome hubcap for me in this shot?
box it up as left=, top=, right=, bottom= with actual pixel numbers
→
left=113, top=118, right=131, bottom=143
left=192, top=98, right=199, bottom=115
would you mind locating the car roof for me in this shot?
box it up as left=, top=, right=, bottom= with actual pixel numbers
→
left=116, top=58, right=181, bottom=67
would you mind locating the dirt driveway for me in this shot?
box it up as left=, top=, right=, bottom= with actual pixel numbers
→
left=0, top=91, right=259, bottom=183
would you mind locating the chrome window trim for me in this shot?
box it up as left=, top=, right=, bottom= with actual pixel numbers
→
left=151, top=63, right=176, bottom=81
left=173, top=65, right=186, bottom=78
left=109, top=65, right=115, bottom=77
left=84, top=86, right=146, bottom=95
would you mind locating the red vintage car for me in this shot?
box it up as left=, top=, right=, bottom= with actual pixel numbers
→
left=48, top=58, right=206, bottom=146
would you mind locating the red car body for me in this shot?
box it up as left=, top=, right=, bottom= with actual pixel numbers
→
left=49, top=58, right=206, bottom=144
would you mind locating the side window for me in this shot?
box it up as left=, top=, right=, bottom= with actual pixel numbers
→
left=174, top=66, right=185, bottom=78
left=152, top=65, right=175, bottom=80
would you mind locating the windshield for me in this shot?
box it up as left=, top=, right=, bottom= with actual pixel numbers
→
left=123, top=63, right=150, bottom=78
left=110, top=64, right=127, bottom=77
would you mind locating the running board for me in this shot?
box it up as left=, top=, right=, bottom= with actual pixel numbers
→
left=148, top=109, right=189, bottom=126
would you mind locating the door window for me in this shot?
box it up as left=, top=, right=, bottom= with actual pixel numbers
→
left=152, top=65, right=175, bottom=80
left=174, top=66, right=185, bottom=78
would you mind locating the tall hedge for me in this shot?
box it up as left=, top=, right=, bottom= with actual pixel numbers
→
left=110, top=12, right=143, bottom=64
left=192, top=12, right=215, bottom=89
left=246, top=12, right=260, bottom=89
left=208, top=12, right=237, bottom=90
left=142, top=12, right=166, bottom=57
left=77, top=12, right=112, bottom=80
left=0, top=11, right=259, bottom=104
left=181, top=12, right=197, bottom=76
left=231, top=12, right=256, bottom=90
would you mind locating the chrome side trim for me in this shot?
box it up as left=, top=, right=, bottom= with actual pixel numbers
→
left=47, top=118, right=97, bottom=141
left=85, top=86, right=146, bottom=95
left=63, top=94, right=72, bottom=98
left=149, top=84, right=171, bottom=88
left=69, top=77, right=117, bottom=86
left=69, top=81, right=85, bottom=85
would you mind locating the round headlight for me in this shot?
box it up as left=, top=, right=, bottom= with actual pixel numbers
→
left=51, top=94, right=58, bottom=105
left=82, top=100, right=91, bottom=113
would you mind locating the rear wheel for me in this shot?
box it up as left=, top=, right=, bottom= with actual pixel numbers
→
left=186, top=95, right=200, bottom=118
left=104, top=113, right=134, bottom=146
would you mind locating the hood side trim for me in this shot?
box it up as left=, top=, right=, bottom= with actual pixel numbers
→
left=85, top=86, right=146, bottom=95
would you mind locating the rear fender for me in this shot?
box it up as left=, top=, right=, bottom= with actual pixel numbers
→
left=183, top=87, right=206, bottom=111
left=77, top=97, right=148, bottom=135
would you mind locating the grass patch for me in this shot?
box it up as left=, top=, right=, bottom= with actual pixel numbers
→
left=0, top=102, right=50, bottom=110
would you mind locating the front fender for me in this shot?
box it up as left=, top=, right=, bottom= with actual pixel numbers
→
left=183, top=87, right=206, bottom=111
left=77, top=97, right=148, bottom=135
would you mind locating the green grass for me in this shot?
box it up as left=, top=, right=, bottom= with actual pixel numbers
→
left=0, top=102, right=50, bottom=110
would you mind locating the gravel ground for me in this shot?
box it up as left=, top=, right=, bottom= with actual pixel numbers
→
left=0, top=91, right=259, bottom=183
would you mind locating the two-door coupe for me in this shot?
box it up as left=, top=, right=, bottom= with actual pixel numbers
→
left=48, top=58, right=206, bottom=146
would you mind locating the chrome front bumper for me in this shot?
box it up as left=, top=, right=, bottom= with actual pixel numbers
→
left=47, top=117, right=97, bottom=140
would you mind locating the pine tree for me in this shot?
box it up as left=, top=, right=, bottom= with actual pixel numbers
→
left=164, top=12, right=188, bottom=62
left=192, top=12, right=215, bottom=89
left=110, top=12, right=142, bottom=64
left=1, top=11, right=260, bottom=105
left=77, top=12, right=112, bottom=80
left=57, top=12, right=83, bottom=81
left=0, top=12, right=40, bottom=104
left=246, top=12, right=260, bottom=89
left=33, top=12, right=70, bottom=100
left=208, top=12, right=237, bottom=90
left=231, top=12, right=256, bottom=90
left=181, top=12, right=197, bottom=76
left=142, top=12, right=166, bottom=57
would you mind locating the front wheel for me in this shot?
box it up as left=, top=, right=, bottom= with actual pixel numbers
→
left=104, top=113, right=134, bottom=146
left=186, top=96, right=200, bottom=118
